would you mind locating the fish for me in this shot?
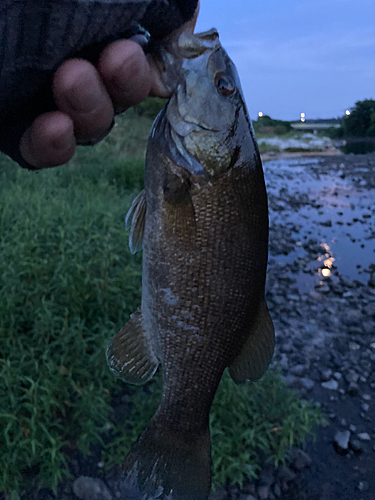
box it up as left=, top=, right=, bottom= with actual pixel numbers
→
left=106, top=28, right=274, bottom=500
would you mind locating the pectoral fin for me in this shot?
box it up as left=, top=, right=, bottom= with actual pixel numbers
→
left=106, top=307, right=159, bottom=385
left=125, top=190, right=146, bottom=254
left=229, top=301, right=274, bottom=383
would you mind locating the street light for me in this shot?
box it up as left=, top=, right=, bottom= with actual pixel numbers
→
left=345, top=110, right=351, bottom=116
left=258, top=112, right=263, bottom=118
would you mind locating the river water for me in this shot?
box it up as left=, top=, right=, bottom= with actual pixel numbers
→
left=263, top=156, right=375, bottom=293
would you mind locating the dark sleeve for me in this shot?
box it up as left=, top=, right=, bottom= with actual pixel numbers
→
left=0, top=0, right=198, bottom=169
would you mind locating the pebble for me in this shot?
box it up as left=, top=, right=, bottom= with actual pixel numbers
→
left=290, top=364, right=306, bottom=377
left=73, top=477, right=113, bottom=500
left=358, top=481, right=369, bottom=492
left=358, top=432, right=371, bottom=441
left=320, top=369, right=333, bottom=381
left=333, top=430, right=351, bottom=455
left=349, top=439, right=363, bottom=454
left=301, top=377, right=315, bottom=390
left=349, top=342, right=360, bottom=350
left=309, top=290, right=323, bottom=301
left=257, top=486, right=270, bottom=500
left=321, top=379, right=339, bottom=390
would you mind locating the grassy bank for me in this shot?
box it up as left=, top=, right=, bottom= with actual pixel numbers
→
left=1, top=109, right=320, bottom=498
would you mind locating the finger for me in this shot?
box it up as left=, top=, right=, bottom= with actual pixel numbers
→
left=53, top=59, right=114, bottom=143
left=97, top=39, right=152, bottom=114
left=19, top=111, right=76, bottom=169
left=148, top=0, right=201, bottom=97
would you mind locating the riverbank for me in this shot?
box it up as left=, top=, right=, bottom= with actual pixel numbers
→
left=227, top=152, right=375, bottom=500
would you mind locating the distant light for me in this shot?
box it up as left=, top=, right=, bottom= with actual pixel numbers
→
left=345, top=110, right=351, bottom=116
left=300, top=112, right=306, bottom=118
left=301, top=117, right=306, bottom=123
left=258, top=112, right=263, bottom=118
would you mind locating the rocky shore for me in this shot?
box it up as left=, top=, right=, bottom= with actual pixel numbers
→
left=5, top=153, right=375, bottom=500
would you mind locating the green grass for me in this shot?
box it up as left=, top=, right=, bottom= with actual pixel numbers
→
left=1, top=111, right=320, bottom=498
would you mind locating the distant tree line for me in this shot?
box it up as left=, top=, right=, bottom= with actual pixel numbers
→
left=342, top=99, right=375, bottom=137
left=253, top=115, right=292, bottom=135
left=327, top=99, right=375, bottom=139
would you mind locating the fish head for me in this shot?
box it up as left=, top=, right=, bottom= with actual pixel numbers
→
left=157, top=29, right=258, bottom=179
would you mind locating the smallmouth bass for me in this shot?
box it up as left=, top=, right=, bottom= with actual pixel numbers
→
left=106, top=28, right=274, bottom=500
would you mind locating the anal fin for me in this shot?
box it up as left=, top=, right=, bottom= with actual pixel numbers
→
left=229, top=300, right=274, bottom=383
left=106, top=307, right=159, bottom=385
left=125, top=190, right=146, bottom=254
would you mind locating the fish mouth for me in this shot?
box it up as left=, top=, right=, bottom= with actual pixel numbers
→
left=153, top=103, right=208, bottom=179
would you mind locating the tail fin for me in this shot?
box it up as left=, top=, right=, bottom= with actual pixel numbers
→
left=117, top=417, right=211, bottom=500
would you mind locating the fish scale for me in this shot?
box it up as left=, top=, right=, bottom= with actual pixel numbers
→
left=106, top=28, right=274, bottom=500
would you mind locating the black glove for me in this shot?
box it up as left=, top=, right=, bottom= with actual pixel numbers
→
left=0, top=0, right=198, bottom=168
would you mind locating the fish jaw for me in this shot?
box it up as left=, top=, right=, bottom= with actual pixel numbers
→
left=155, top=30, right=260, bottom=179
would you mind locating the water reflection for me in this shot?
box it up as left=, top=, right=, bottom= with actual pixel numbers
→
left=264, top=157, right=375, bottom=291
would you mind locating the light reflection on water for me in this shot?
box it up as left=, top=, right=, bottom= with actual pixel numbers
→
left=264, top=157, right=375, bottom=291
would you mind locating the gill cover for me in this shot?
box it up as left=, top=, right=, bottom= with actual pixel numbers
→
left=159, top=29, right=256, bottom=178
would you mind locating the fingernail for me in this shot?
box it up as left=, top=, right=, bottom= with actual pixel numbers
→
left=130, top=34, right=148, bottom=47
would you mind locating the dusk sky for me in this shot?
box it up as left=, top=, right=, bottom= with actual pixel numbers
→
left=196, top=0, right=375, bottom=121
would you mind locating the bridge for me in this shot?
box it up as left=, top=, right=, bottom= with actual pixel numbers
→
left=290, top=120, right=341, bottom=131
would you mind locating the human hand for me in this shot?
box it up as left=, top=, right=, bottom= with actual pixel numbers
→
left=19, top=3, right=199, bottom=170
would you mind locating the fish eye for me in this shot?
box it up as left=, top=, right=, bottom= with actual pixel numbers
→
left=216, top=76, right=235, bottom=97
